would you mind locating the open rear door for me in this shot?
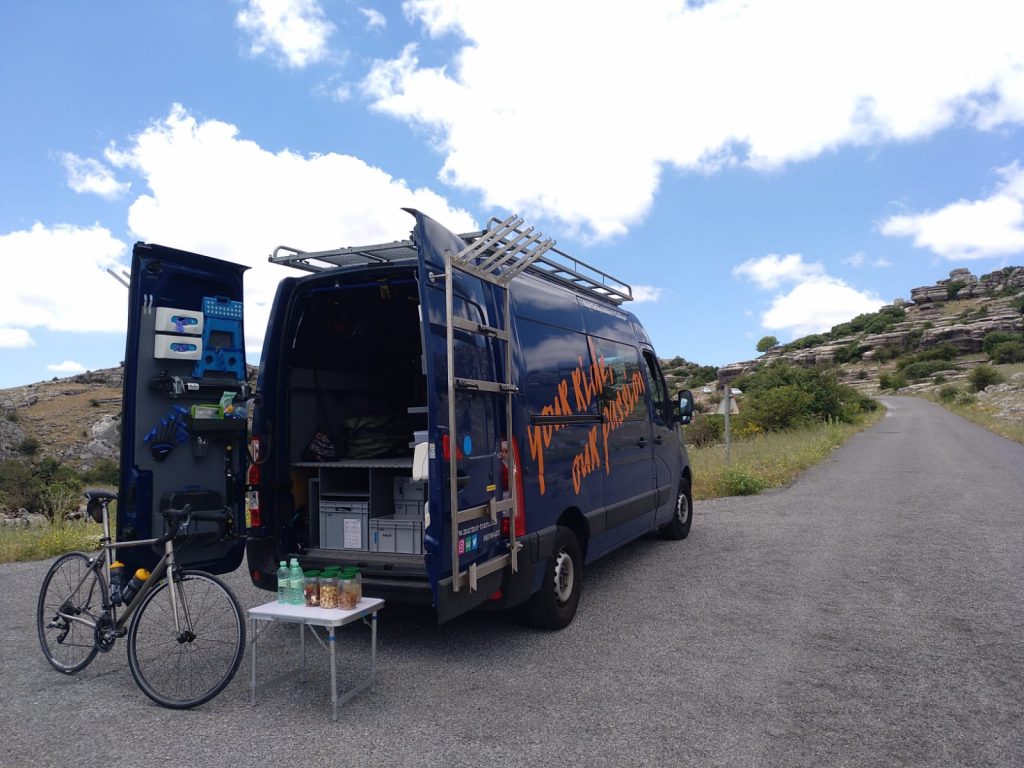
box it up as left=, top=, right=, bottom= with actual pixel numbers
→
left=118, top=243, right=249, bottom=575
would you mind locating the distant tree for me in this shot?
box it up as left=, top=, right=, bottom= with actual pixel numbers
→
left=756, top=335, right=779, bottom=353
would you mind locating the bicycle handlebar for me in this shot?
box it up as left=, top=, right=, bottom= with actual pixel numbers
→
left=158, top=505, right=232, bottom=544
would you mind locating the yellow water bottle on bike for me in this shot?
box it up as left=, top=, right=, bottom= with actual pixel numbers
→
left=121, top=568, right=150, bottom=605
left=109, top=561, right=126, bottom=605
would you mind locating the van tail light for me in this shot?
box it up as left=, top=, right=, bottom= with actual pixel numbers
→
left=246, top=437, right=262, bottom=528
left=501, top=436, right=526, bottom=537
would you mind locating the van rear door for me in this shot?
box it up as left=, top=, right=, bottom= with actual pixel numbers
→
left=412, top=212, right=508, bottom=622
left=118, top=243, right=249, bottom=576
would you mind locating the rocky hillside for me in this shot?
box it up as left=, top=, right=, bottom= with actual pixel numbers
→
left=719, top=266, right=1024, bottom=393
left=0, top=368, right=122, bottom=469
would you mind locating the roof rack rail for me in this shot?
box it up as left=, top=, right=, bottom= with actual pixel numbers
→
left=269, top=215, right=633, bottom=305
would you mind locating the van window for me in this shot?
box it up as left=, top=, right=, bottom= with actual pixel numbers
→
left=641, top=349, right=670, bottom=425
left=591, top=338, right=647, bottom=422
left=519, top=319, right=599, bottom=417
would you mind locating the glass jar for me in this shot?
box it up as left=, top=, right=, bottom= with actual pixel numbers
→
left=303, top=570, right=320, bottom=607
left=319, top=571, right=339, bottom=609
left=338, top=573, right=358, bottom=610
left=345, top=568, right=362, bottom=603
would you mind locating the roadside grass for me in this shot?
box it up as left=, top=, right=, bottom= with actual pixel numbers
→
left=0, top=519, right=103, bottom=564
left=690, top=410, right=884, bottom=500
left=921, top=362, right=1024, bottom=445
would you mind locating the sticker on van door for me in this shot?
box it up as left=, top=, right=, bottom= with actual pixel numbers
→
left=526, top=350, right=646, bottom=495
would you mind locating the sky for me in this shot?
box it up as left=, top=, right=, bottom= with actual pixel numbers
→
left=2, top=0, right=1024, bottom=389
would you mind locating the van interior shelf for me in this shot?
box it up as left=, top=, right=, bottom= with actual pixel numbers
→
left=294, top=458, right=415, bottom=470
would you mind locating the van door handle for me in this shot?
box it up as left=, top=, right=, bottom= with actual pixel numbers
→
left=635, top=437, right=648, bottom=448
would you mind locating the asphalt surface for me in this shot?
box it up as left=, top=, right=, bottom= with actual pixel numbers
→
left=2, top=396, right=1023, bottom=767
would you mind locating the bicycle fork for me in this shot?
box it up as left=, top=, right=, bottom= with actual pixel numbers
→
left=164, top=541, right=196, bottom=644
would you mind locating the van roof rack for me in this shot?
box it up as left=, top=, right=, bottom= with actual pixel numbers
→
left=269, top=215, right=633, bottom=305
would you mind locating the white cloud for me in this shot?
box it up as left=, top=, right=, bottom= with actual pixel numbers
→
left=732, top=253, right=824, bottom=291
left=61, top=153, right=130, bottom=199
left=734, top=253, right=882, bottom=338
left=881, top=163, right=1024, bottom=260
left=0, top=224, right=129, bottom=340
left=364, top=0, right=1024, bottom=238
left=359, top=7, right=387, bottom=30
left=843, top=252, right=865, bottom=268
left=631, top=285, right=662, bottom=303
left=873, top=257, right=892, bottom=268
left=761, top=278, right=883, bottom=338
left=106, top=104, right=476, bottom=357
left=0, top=328, right=35, bottom=348
left=237, top=0, right=334, bottom=69
left=47, top=361, right=87, bottom=373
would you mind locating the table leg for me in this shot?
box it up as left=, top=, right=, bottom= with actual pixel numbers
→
left=370, top=612, right=377, bottom=690
left=250, top=617, right=257, bottom=706
left=330, top=628, right=338, bottom=722
left=299, top=620, right=305, bottom=682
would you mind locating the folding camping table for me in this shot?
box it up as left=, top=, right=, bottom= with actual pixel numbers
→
left=248, top=598, right=383, bottom=721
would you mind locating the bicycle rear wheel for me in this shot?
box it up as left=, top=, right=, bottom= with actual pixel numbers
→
left=37, top=552, right=107, bottom=674
left=126, top=569, right=245, bottom=709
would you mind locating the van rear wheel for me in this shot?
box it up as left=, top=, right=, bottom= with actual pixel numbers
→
left=659, top=479, right=693, bottom=540
left=525, top=526, right=582, bottom=630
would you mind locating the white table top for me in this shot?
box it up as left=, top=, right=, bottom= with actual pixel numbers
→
left=248, top=598, right=384, bottom=627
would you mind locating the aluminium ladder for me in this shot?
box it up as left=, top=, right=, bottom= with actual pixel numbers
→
left=442, top=215, right=555, bottom=592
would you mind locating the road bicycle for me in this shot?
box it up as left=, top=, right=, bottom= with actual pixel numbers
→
left=36, top=489, right=246, bottom=709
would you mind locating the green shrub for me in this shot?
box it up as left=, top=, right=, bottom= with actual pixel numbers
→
left=719, top=466, right=768, bottom=496
left=685, top=415, right=724, bottom=448
left=878, top=373, right=906, bottom=391
left=17, top=437, right=40, bottom=456
left=1010, top=295, right=1024, bottom=314
left=901, top=360, right=955, bottom=381
left=968, top=364, right=1003, bottom=392
left=982, top=331, right=1022, bottom=358
left=990, top=340, right=1024, bottom=364
left=955, top=391, right=977, bottom=406
left=938, top=384, right=959, bottom=403
left=756, top=335, right=779, bottom=353
left=895, top=344, right=959, bottom=371
left=946, top=281, right=966, bottom=299
left=932, top=374, right=947, bottom=385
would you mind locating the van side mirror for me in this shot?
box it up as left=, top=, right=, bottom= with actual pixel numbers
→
left=676, top=390, right=694, bottom=425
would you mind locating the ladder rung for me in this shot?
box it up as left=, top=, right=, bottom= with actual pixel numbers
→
left=454, top=378, right=517, bottom=394
left=451, top=316, right=509, bottom=341
left=457, top=553, right=512, bottom=591
left=456, top=497, right=514, bottom=525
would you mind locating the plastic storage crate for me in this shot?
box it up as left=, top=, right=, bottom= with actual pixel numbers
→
left=369, top=515, right=423, bottom=554
left=319, top=498, right=370, bottom=550
left=393, top=477, right=427, bottom=503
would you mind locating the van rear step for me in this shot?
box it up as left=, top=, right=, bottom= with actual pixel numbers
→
left=303, top=548, right=427, bottom=577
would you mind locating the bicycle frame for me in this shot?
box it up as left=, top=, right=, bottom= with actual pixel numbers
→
left=57, top=502, right=187, bottom=640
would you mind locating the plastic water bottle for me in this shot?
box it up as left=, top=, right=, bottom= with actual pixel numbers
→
left=288, top=558, right=304, bottom=605
left=277, top=561, right=289, bottom=603
left=109, top=561, right=126, bottom=605
left=120, top=568, right=150, bottom=605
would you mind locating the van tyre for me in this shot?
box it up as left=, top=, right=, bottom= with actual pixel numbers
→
left=660, top=478, right=693, bottom=540
left=525, top=526, right=582, bottom=630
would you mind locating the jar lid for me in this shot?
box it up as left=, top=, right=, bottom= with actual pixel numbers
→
left=304, top=570, right=320, bottom=577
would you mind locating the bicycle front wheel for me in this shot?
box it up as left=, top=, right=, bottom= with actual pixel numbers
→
left=127, top=570, right=245, bottom=709
left=37, top=551, right=107, bottom=674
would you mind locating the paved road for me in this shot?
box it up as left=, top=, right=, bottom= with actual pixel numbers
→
left=2, top=396, right=1023, bottom=767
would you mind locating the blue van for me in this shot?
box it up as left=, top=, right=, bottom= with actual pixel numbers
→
left=117, top=211, right=694, bottom=628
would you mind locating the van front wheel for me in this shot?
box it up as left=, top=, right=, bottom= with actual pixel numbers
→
left=524, top=526, right=582, bottom=630
left=660, top=479, right=693, bottom=540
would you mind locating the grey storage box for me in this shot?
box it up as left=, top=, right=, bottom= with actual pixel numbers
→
left=370, top=515, right=423, bottom=554
left=394, top=500, right=424, bottom=518
left=393, top=477, right=427, bottom=503
left=319, top=498, right=370, bottom=550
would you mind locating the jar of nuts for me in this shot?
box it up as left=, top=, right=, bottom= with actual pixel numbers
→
left=338, top=574, right=358, bottom=610
left=319, top=571, right=339, bottom=609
